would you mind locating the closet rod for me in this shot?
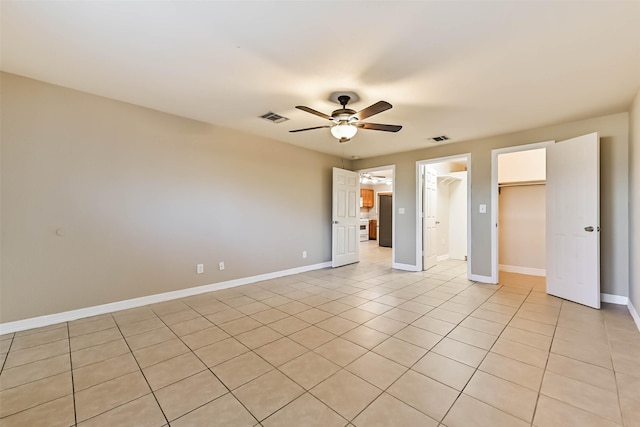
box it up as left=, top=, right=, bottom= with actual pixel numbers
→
left=498, top=181, right=545, bottom=188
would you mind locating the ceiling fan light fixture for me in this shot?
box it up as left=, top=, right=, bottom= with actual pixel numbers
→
left=291, top=95, right=400, bottom=142
left=330, top=122, right=357, bottom=141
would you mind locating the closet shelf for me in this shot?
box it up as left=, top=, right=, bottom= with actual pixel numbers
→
left=437, top=175, right=462, bottom=185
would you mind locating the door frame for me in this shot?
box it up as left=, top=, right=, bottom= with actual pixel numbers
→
left=358, top=165, right=396, bottom=266
left=416, top=153, right=472, bottom=278
left=490, top=141, right=554, bottom=284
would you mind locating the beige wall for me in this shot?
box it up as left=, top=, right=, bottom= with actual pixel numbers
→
left=0, top=73, right=347, bottom=323
left=498, top=185, right=546, bottom=271
left=630, top=89, right=640, bottom=312
left=498, top=149, right=546, bottom=183
left=354, top=112, right=629, bottom=296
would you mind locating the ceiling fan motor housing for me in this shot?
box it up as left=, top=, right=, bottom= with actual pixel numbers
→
left=332, top=110, right=356, bottom=121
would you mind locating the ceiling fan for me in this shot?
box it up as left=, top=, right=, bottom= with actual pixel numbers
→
left=361, top=172, right=386, bottom=179
left=360, top=172, right=389, bottom=184
left=290, top=95, right=402, bottom=143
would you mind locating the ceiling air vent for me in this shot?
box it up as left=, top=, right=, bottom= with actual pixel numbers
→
left=260, top=112, right=289, bottom=124
left=430, top=135, right=450, bottom=142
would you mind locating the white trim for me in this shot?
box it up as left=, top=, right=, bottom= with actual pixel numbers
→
left=599, top=293, right=628, bottom=305
left=491, top=141, right=554, bottom=284
left=0, top=261, right=331, bottom=334
left=469, top=274, right=494, bottom=284
left=416, top=154, right=472, bottom=281
left=499, top=264, right=546, bottom=277
left=437, top=254, right=450, bottom=262
left=628, top=301, right=640, bottom=332
left=392, top=262, right=421, bottom=272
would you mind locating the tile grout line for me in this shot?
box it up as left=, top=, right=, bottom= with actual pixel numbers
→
left=255, top=316, right=366, bottom=421
left=603, top=309, right=627, bottom=427
left=409, top=283, right=507, bottom=423
left=0, top=332, right=77, bottom=422
left=147, top=304, right=266, bottom=425
left=0, top=334, right=15, bottom=375
left=66, top=322, right=78, bottom=427
left=533, top=302, right=627, bottom=426
left=248, top=264, right=421, bottom=424
left=335, top=275, right=495, bottom=424
left=108, top=313, right=172, bottom=427
left=435, top=283, right=538, bottom=425
left=343, top=262, right=533, bottom=425
left=526, top=293, right=558, bottom=427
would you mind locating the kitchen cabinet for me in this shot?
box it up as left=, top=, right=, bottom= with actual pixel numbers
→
left=369, top=219, right=377, bottom=240
left=361, top=189, right=374, bottom=208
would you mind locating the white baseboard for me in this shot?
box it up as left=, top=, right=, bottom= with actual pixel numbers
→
left=628, top=301, right=640, bottom=332
left=392, top=262, right=420, bottom=272
left=600, top=293, right=628, bottom=305
left=469, top=274, right=496, bottom=284
left=499, top=264, right=546, bottom=277
left=436, top=254, right=450, bottom=262
left=0, top=261, right=332, bottom=334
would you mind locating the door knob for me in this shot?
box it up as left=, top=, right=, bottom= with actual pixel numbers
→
left=333, top=221, right=339, bottom=224
left=584, top=226, right=594, bottom=232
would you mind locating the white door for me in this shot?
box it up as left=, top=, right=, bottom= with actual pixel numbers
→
left=546, top=133, right=600, bottom=308
left=332, top=167, right=360, bottom=267
left=423, top=167, right=438, bottom=270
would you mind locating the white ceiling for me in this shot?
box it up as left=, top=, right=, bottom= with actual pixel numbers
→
left=2, top=1, right=640, bottom=159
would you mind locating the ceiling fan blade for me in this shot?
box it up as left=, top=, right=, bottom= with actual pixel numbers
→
left=295, top=106, right=332, bottom=120
left=356, top=122, right=402, bottom=132
left=289, top=125, right=331, bottom=133
left=353, top=101, right=392, bottom=120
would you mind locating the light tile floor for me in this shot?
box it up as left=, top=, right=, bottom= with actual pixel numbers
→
left=1, top=241, right=639, bottom=426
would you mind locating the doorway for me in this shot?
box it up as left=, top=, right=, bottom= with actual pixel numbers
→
left=416, top=155, right=471, bottom=277
left=497, top=148, right=547, bottom=282
left=492, top=134, right=601, bottom=308
left=358, top=165, right=395, bottom=266
left=490, top=141, right=552, bottom=283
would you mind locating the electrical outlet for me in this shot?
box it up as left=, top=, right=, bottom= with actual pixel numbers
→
left=218, top=261, right=225, bottom=271
left=196, top=264, right=204, bottom=274
left=302, top=251, right=307, bottom=259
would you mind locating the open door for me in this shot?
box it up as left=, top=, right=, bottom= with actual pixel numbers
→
left=332, top=167, right=360, bottom=267
left=423, top=167, right=438, bottom=270
left=546, top=133, right=600, bottom=308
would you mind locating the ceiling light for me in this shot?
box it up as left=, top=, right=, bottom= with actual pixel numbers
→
left=330, top=122, right=357, bottom=142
